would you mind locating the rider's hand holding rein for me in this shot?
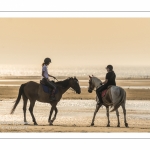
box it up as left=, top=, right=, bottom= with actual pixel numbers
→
left=48, top=74, right=57, bottom=80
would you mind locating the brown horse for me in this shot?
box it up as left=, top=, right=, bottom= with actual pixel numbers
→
left=10, top=77, right=81, bottom=125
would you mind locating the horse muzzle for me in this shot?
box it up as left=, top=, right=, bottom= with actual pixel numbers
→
left=88, top=89, right=92, bottom=93
left=76, top=90, right=81, bottom=94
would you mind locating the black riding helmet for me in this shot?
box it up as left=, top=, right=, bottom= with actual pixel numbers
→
left=44, top=58, right=51, bottom=64
left=106, top=65, right=113, bottom=71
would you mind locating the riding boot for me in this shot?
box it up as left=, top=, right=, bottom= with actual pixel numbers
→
left=50, top=89, right=56, bottom=101
left=97, top=92, right=103, bottom=105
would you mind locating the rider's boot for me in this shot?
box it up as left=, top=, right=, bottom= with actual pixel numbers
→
left=97, top=92, right=103, bottom=105
left=50, top=89, right=56, bottom=101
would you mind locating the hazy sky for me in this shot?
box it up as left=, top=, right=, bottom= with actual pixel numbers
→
left=0, top=18, right=150, bottom=68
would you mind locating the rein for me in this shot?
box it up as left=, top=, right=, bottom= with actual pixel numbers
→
left=90, top=82, right=102, bottom=92
left=55, top=78, right=76, bottom=92
left=54, top=78, right=59, bottom=82
left=70, top=88, right=76, bottom=93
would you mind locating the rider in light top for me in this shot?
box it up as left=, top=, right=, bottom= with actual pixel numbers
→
left=96, top=65, right=116, bottom=105
left=42, top=58, right=57, bottom=101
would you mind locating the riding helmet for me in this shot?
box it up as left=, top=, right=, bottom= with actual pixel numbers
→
left=44, top=58, right=51, bottom=64
left=106, top=65, right=113, bottom=71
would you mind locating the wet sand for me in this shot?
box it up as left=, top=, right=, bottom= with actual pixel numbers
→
left=0, top=77, right=150, bottom=100
left=0, top=100, right=150, bottom=132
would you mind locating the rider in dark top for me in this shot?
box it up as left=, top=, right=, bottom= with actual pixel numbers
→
left=96, top=65, right=116, bottom=105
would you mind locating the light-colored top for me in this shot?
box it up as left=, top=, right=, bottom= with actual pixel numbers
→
left=42, top=64, right=49, bottom=79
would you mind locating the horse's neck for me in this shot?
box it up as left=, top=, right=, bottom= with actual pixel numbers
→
left=56, top=80, right=71, bottom=95
left=61, top=85, right=70, bottom=95
left=93, top=78, right=101, bottom=89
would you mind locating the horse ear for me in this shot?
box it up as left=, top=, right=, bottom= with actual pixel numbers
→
left=92, top=75, right=94, bottom=77
left=89, top=75, right=92, bottom=78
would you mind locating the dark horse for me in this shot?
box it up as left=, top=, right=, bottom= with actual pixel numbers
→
left=10, top=77, right=81, bottom=125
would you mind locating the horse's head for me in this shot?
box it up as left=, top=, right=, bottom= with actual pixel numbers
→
left=88, top=75, right=102, bottom=93
left=68, top=77, right=81, bottom=94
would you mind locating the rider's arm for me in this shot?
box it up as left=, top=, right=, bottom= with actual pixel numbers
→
left=102, top=79, right=108, bottom=84
left=102, top=73, right=109, bottom=84
left=48, top=74, right=56, bottom=79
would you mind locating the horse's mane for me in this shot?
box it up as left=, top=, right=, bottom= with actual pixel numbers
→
left=91, top=76, right=102, bottom=88
left=93, top=77, right=101, bottom=82
left=56, top=78, right=69, bottom=88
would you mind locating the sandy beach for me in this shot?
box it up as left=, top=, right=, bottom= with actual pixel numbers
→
left=0, top=76, right=150, bottom=132
left=0, top=100, right=150, bottom=132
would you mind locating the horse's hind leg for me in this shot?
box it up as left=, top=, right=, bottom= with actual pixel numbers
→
left=29, top=100, right=38, bottom=125
left=106, top=106, right=110, bottom=127
left=116, top=109, right=120, bottom=127
left=91, top=104, right=101, bottom=126
left=121, top=103, right=128, bottom=127
left=22, top=94, right=28, bottom=125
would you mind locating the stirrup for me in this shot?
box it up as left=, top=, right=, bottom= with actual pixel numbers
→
left=97, top=97, right=103, bottom=105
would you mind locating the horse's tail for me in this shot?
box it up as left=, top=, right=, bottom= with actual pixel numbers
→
left=110, top=88, right=126, bottom=112
left=10, top=84, right=26, bottom=114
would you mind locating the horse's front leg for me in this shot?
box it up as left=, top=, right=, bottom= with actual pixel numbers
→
left=91, top=104, right=101, bottom=126
left=51, top=107, right=58, bottom=124
left=48, top=106, right=55, bottom=125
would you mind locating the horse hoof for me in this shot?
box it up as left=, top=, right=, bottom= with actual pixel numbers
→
left=117, top=125, right=120, bottom=127
left=107, top=124, right=110, bottom=127
left=49, top=123, right=53, bottom=126
left=91, top=123, right=94, bottom=126
left=34, top=122, right=38, bottom=125
left=24, top=122, right=28, bottom=125
left=125, top=123, right=129, bottom=128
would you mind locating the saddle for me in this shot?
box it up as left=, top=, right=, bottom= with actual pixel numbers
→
left=40, top=80, right=57, bottom=95
left=101, top=85, right=112, bottom=98
left=101, top=85, right=113, bottom=106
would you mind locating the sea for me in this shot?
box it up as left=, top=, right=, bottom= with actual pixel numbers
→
left=0, top=65, right=150, bottom=78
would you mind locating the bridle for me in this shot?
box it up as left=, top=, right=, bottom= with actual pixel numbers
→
left=69, top=78, right=80, bottom=93
left=88, top=79, right=95, bottom=92
left=89, top=78, right=102, bottom=92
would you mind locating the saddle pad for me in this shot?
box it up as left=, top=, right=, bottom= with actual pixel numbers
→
left=42, top=84, right=52, bottom=94
left=101, top=85, right=113, bottom=98
left=41, top=84, right=58, bottom=95
left=101, top=89, right=108, bottom=98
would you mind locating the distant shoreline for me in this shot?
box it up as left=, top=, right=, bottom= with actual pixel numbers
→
left=0, top=76, right=150, bottom=101
left=0, top=76, right=150, bottom=80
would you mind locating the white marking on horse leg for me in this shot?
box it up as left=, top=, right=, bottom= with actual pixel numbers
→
left=49, top=121, right=53, bottom=126
left=24, top=121, right=28, bottom=125
left=50, top=107, right=58, bottom=124
left=51, top=117, right=56, bottom=123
